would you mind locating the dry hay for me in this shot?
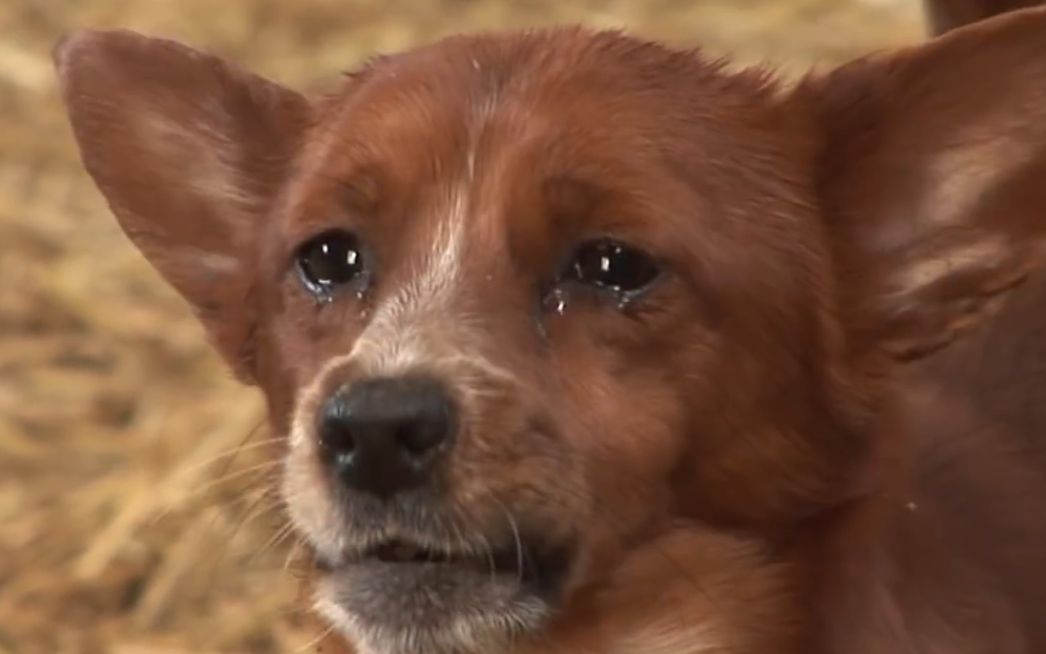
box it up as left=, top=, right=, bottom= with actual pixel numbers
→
left=0, top=1, right=922, bottom=652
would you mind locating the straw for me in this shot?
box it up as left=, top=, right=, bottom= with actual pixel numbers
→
left=0, top=1, right=921, bottom=651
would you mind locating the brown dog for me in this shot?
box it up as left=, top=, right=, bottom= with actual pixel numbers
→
left=54, top=4, right=1046, bottom=653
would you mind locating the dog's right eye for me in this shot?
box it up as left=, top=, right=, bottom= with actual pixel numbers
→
left=565, top=239, right=660, bottom=295
left=296, top=230, right=366, bottom=295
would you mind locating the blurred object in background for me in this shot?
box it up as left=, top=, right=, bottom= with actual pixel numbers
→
left=0, top=1, right=921, bottom=653
left=922, top=0, right=1044, bottom=33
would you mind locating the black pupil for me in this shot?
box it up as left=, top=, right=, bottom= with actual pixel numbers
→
left=298, top=232, right=363, bottom=289
left=570, top=240, right=658, bottom=292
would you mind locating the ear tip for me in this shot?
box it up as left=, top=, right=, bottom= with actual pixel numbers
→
left=52, top=30, right=84, bottom=71
left=52, top=30, right=95, bottom=100
left=52, top=29, right=112, bottom=68
left=52, top=29, right=149, bottom=79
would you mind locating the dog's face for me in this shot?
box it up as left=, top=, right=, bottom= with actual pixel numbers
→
left=55, top=11, right=1046, bottom=654
left=264, top=34, right=844, bottom=650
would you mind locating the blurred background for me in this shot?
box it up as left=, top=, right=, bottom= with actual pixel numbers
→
left=1, top=1, right=922, bottom=652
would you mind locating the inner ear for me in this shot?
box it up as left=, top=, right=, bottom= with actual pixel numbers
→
left=54, top=29, right=312, bottom=382
left=799, top=6, right=1046, bottom=363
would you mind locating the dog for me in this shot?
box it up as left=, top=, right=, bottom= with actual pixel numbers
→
left=54, top=2, right=1046, bottom=653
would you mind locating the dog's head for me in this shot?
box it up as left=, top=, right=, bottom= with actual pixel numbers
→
left=55, top=10, right=1046, bottom=653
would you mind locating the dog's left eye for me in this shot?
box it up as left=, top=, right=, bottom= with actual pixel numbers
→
left=565, top=239, right=659, bottom=294
left=296, top=230, right=365, bottom=294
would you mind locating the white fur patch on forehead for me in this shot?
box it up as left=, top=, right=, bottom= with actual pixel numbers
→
left=351, top=81, right=507, bottom=377
left=349, top=182, right=470, bottom=377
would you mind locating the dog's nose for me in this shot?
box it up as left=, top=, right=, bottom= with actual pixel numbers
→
left=317, top=377, right=455, bottom=498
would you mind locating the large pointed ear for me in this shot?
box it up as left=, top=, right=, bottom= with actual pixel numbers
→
left=801, top=7, right=1046, bottom=362
left=54, top=30, right=311, bottom=382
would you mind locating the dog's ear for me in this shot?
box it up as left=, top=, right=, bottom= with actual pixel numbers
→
left=55, top=30, right=311, bottom=382
left=800, top=7, right=1046, bottom=363
left=923, top=0, right=1044, bottom=35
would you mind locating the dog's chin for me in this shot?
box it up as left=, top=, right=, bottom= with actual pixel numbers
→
left=314, top=538, right=573, bottom=654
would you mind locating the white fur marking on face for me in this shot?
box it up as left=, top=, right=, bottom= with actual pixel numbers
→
left=282, top=92, right=542, bottom=653
left=350, top=195, right=467, bottom=376
left=346, top=104, right=483, bottom=378
left=281, top=128, right=489, bottom=563
left=280, top=364, right=348, bottom=563
left=318, top=82, right=504, bottom=380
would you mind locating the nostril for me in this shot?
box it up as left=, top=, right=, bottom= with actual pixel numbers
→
left=319, top=420, right=356, bottom=458
left=396, top=412, right=449, bottom=458
left=318, top=394, right=358, bottom=460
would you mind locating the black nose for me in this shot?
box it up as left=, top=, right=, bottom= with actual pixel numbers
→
left=317, top=376, right=455, bottom=498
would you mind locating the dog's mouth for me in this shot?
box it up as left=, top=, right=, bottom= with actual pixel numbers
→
left=314, top=532, right=574, bottom=647
left=319, top=534, right=571, bottom=590
left=351, top=537, right=541, bottom=577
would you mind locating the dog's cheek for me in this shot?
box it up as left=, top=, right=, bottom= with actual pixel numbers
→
left=536, top=304, right=712, bottom=548
left=567, top=351, right=690, bottom=530
left=281, top=434, right=344, bottom=559
left=448, top=390, right=590, bottom=546
left=248, top=311, right=336, bottom=548
left=273, top=359, right=347, bottom=560
left=251, top=286, right=319, bottom=435
left=670, top=321, right=863, bottom=528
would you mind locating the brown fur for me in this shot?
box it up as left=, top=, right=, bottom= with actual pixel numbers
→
left=54, top=6, right=1046, bottom=654
left=924, top=0, right=1045, bottom=33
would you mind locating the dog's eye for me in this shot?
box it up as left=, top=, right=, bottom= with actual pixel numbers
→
left=296, top=230, right=365, bottom=293
left=565, top=239, right=659, bottom=294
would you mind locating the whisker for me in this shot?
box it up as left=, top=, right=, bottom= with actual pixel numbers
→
left=196, top=490, right=286, bottom=597
left=293, top=621, right=336, bottom=654
left=455, top=503, right=498, bottom=583
left=177, top=459, right=284, bottom=503
left=225, top=488, right=285, bottom=548
left=284, top=536, right=309, bottom=573
left=251, top=520, right=300, bottom=566
left=172, top=433, right=282, bottom=479
left=210, top=419, right=271, bottom=480
left=491, top=496, right=524, bottom=585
